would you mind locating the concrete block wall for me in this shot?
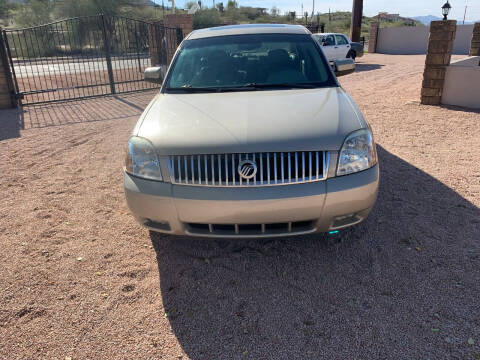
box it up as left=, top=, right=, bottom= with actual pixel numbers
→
left=375, top=24, right=474, bottom=55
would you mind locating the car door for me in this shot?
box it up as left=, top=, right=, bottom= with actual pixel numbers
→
left=321, top=34, right=337, bottom=62
left=334, top=34, right=351, bottom=58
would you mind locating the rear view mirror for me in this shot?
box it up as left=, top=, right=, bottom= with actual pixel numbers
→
left=333, top=59, right=355, bottom=77
left=144, top=66, right=166, bottom=84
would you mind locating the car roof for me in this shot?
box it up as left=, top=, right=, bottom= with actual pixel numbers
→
left=185, top=24, right=311, bottom=40
left=313, top=33, right=342, bottom=36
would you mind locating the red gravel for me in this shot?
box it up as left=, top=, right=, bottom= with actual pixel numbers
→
left=0, top=54, right=479, bottom=359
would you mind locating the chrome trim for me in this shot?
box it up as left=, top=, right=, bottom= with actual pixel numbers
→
left=168, top=151, right=329, bottom=187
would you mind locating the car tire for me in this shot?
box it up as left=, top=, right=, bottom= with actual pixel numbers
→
left=347, top=50, right=356, bottom=61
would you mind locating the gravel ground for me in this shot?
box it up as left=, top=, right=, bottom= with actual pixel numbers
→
left=0, top=54, right=479, bottom=360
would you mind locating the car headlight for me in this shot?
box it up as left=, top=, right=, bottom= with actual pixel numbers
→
left=125, top=136, right=163, bottom=181
left=337, top=129, right=377, bottom=176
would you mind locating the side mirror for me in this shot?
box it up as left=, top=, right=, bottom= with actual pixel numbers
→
left=333, top=59, right=355, bottom=77
left=144, top=66, right=166, bottom=84
left=323, top=40, right=331, bottom=46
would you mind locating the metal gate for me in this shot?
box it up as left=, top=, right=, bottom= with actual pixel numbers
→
left=1, top=15, right=181, bottom=106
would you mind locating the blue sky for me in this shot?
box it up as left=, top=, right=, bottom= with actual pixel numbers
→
left=170, top=0, right=480, bottom=22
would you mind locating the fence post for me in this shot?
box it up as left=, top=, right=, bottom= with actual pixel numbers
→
left=0, top=28, right=16, bottom=108
left=100, top=14, right=116, bottom=95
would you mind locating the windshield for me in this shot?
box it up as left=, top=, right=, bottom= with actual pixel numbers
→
left=165, top=33, right=336, bottom=92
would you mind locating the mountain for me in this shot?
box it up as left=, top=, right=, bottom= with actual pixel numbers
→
left=412, top=15, right=442, bottom=25
left=412, top=15, right=479, bottom=25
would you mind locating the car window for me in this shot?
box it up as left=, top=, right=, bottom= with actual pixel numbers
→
left=324, top=35, right=335, bottom=46
left=335, top=35, right=349, bottom=45
left=166, top=34, right=336, bottom=91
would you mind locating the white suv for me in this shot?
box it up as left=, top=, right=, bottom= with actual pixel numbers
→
left=313, top=33, right=363, bottom=62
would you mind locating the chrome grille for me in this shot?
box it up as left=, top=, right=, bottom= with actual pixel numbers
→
left=168, top=151, right=328, bottom=187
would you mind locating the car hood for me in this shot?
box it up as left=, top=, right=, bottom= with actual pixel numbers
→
left=135, top=87, right=366, bottom=155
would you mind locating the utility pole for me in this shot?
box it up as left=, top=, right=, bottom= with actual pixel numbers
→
left=463, top=0, right=468, bottom=24
left=350, top=0, right=363, bottom=42
left=312, top=0, right=315, bottom=19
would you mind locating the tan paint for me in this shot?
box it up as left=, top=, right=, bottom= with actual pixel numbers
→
left=136, top=87, right=366, bottom=155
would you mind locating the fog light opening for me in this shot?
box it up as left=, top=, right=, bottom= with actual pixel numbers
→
left=143, top=219, right=171, bottom=231
left=331, top=213, right=362, bottom=230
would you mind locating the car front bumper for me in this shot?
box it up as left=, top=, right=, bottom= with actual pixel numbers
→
left=124, top=164, right=379, bottom=238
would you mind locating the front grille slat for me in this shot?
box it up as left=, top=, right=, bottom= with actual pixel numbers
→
left=204, top=154, right=208, bottom=185
left=309, top=152, right=312, bottom=179
left=295, top=152, right=298, bottom=182
left=169, top=151, right=327, bottom=187
left=302, top=152, right=305, bottom=182
left=274, top=153, right=277, bottom=184
left=267, top=153, right=271, bottom=183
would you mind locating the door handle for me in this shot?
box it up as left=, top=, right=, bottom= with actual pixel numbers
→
left=347, top=45, right=350, bottom=48
left=334, top=46, right=338, bottom=48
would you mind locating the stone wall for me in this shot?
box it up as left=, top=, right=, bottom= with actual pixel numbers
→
left=368, top=22, right=379, bottom=53
left=470, top=23, right=480, bottom=56
left=0, top=28, right=14, bottom=109
left=147, top=14, right=193, bottom=67
left=421, top=20, right=457, bottom=105
left=163, top=14, right=193, bottom=37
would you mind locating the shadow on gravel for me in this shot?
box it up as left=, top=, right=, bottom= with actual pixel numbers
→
left=0, top=91, right=154, bottom=140
left=355, top=63, right=384, bottom=73
left=0, top=108, right=23, bottom=141
left=440, top=104, right=480, bottom=115
left=152, top=146, right=480, bottom=360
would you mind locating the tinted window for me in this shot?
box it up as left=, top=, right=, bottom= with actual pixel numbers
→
left=324, top=35, right=335, bottom=46
left=335, top=35, right=349, bottom=45
left=166, top=34, right=335, bottom=91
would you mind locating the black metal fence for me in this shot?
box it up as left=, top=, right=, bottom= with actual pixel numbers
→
left=1, top=15, right=180, bottom=106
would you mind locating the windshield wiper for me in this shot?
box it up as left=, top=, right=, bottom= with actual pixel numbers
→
left=165, top=86, right=219, bottom=93
left=165, top=85, right=257, bottom=93
left=166, top=82, right=325, bottom=93
left=242, top=82, right=324, bottom=89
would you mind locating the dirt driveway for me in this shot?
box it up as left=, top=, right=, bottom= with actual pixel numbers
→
left=1, top=54, right=479, bottom=359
